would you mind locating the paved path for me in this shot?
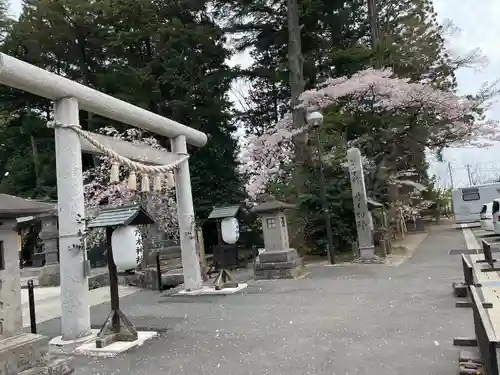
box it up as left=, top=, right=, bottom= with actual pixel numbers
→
left=35, top=224, right=471, bottom=375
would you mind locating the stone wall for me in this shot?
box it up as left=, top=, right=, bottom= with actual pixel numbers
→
left=0, top=333, right=72, bottom=375
left=120, top=268, right=184, bottom=290
left=254, top=249, right=304, bottom=280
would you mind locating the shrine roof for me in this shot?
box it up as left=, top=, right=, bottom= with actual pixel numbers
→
left=251, top=200, right=295, bottom=214
left=87, top=204, right=154, bottom=228
left=0, top=194, right=57, bottom=218
left=208, top=205, right=242, bottom=219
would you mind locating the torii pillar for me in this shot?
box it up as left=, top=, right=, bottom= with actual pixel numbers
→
left=0, top=53, right=205, bottom=342
left=171, top=136, right=202, bottom=290
left=54, top=98, right=91, bottom=340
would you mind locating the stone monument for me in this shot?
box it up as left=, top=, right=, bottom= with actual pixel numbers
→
left=252, top=198, right=303, bottom=279
left=0, top=205, right=72, bottom=375
left=347, top=147, right=378, bottom=261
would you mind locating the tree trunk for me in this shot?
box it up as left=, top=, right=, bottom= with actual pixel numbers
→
left=30, top=134, right=41, bottom=188
left=367, top=0, right=380, bottom=48
left=287, top=0, right=308, bottom=252
left=367, top=0, right=382, bottom=67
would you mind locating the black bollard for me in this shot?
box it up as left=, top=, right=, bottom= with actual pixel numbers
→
left=27, top=279, right=37, bottom=334
left=156, top=252, right=162, bottom=292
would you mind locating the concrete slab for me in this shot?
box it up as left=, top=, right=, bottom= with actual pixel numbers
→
left=448, top=249, right=478, bottom=255
left=387, top=232, right=428, bottom=266
left=462, top=226, right=480, bottom=250
left=458, top=223, right=481, bottom=229
left=74, top=331, right=158, bottom=357
left=449, top=248, right=500, bottom=255
left=471, top=229, right=497, bottom=239
left=175, top=284, right=248, bottom=296
left=49, top=329, right=98, bottom=347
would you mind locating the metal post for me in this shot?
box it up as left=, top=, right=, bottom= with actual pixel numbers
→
left=106, top=227, right=120, bottom=330
left=171, top=135, right=202, bottom=291
left=54, top=97, right=91, bottom=341
left=156, top=252, right=162, bottom=292
left=96, top=226, right=137, bottom=348
left=27, top=279, right=37, bottom=334
left=314, top=125, right=335, bottom=264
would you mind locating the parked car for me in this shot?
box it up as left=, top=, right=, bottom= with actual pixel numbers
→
left=493, top=199, right=500, bottom=235
left=480, top=202, right=494, bottom=231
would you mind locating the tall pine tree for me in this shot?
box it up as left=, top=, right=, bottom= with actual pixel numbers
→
left=0, top=0, right=245, bottom=219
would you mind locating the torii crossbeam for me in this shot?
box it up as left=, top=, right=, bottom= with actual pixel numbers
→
left=0, top=53, right=205, bottom=342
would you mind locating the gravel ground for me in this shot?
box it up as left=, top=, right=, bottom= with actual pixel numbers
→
left=35, top=223, right=472, bottom=375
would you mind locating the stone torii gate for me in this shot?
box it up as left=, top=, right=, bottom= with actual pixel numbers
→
left=0, top=53, right=205, bottom=342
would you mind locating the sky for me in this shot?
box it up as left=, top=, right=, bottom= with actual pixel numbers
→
left=7, top=0, right=500, bottom=189
left=430, top=0, right=500, bottom=188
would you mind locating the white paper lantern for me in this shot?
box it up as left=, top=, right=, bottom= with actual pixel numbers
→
left=111, top=225, right=144, bottom=271
left=221, top=217, right=240, bottom=244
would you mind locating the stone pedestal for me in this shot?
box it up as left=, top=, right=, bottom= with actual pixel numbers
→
left=254, top=249, right=304, bottom=280
left=0, top=218, right=73, bottom=375
left=0, top=333, right=72, bottom=375
left=38, top=264, right=61, bottom=287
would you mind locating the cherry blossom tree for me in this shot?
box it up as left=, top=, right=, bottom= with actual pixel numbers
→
left=240, top=68, right=499, bottom=200
left=83, top=126, right=178, bottom=248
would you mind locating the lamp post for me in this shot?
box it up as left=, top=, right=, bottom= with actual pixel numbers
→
left=306, top=111, right=335, bottom=265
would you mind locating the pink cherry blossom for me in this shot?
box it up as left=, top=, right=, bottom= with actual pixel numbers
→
left=241, top=68, right=499, bottom=200
left=83, top=126, right=179, bottom=247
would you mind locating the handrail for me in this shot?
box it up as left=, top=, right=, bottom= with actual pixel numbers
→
left=462, top=253, right=474, bottom=286
left=470, top=285, right=499, bottom=375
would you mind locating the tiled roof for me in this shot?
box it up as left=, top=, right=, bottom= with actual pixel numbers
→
left=0, top=194, right=57, bottom=217
left=208, top=205, right=241, bottom=219
left=87, top=204, right=154, bottom=228
left=251, top=200, right=295, bottom=214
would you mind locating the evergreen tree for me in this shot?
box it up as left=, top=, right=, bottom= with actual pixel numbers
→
left=0, top=0, right=245, bottom=218
left=215, top=0, right=460, bottom=253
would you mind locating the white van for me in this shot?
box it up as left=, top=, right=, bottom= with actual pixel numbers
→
left=480, top=202, right=494, bottom=231
left=452, top=183, right=500, bottom=224
left=492, top=199, right=500, bottom=234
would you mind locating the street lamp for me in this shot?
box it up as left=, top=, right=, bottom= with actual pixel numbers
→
left=306, top=111, right=336, bottom=265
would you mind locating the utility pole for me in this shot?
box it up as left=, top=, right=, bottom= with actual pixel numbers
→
left=447, top=162, right=455, bottom=189
left=466, top=164, right=473, bottom=186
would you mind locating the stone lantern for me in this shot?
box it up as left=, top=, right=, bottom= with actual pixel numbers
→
left=0, top=195, right=72, bottom=374
left=251, top=197, right=303, bottom=279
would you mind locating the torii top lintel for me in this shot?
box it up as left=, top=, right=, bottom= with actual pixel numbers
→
left=0, top=53, right=207, bottom=147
